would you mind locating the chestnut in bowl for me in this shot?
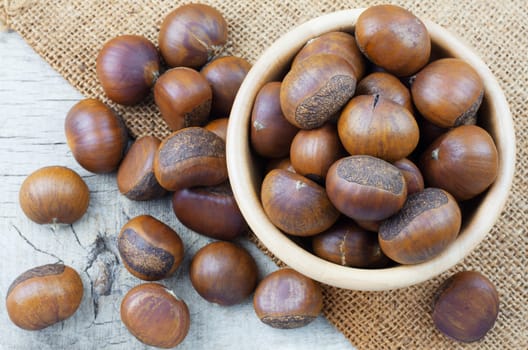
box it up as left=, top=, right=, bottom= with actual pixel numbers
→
left=227, top=9, right=515, bottom=290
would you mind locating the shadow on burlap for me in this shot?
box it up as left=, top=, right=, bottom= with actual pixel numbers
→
left=1, top=0, right=526, bottom=349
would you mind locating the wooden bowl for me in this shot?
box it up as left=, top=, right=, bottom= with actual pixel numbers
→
left=226, top=9, right=515, bottom=291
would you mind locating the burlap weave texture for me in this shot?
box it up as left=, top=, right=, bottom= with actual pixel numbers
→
left=2, top=1, right=526, bottom=349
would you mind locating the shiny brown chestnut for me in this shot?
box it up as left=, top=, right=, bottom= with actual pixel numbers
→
left=154, top=67, right=212, bottom=131
left=65, top=99, right=128, bottom=173
left=117, top=135, right=167, bottom=201
left=204, top=118, right=229, bottom=141
left=118, top=215, right=184, bottom=281
left=393, top=158, right=424, bottom=195
left=172, top=182, right=247, bottom=241
left=121, top=283, right=190, bottom=348
left=280, top=53, right=357, bottom=129
left=290, top=122, right=344, bottom=182
left=265, top=157, right=296, bottom=174
left=19, top=166, right=89, bottom=225
left=411, top=58, right=484, bottom=128
left=312, top=218, right=389, bottom=268
left=292, top=31, right=366, bottom=80
left=96, top=35, right=159, bottom=105
left=262, top=169, right=340, bottom=236
left=253, top=268, right=323, bottom=329
left=338, top=95, right=419, bottom=162
left=355, top=4, right=431, bottom=76
left=326, top=155, right=407, bottom=222
left=379, top=188, right=461, bottom=264
left=6, top=264, right=83, bottom=330
left=420, top=125, right=499, bottom=200
left=251, top=81, right=299, bottom=158
left=190, top=241, right=258, bottom=306
left=201, top=56, right=252, bottom=118
left=154, top=127, right=227, bottom=191
left=159, top=3, right=228, bottom=68
left=432, top=271, right=499, bottom=343
left=355, top=71, right=413, bottom=112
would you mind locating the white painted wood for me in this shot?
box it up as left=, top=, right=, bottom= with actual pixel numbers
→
left=0, top=31, right=354, bottom=350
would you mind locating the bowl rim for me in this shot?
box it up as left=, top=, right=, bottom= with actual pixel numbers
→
left=227, top=8, right=516, bottom=291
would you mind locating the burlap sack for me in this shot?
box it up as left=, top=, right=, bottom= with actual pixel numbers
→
left=2, top=0, right=526, bottom=349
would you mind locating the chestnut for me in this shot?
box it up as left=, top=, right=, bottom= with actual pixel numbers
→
left=290, top=122, right=344, bottom=182
left=355, top=4, right=431, bottom=76
left=118, top=215, right=184, bottom=281
left=355, top=71, right=413, bottom=112
left=338, top=95, right=419, bottom=162
left=190, top=241, right=258, bottom=306
left=201, top=56, right=252, bottom=117
left=411, top=58, right=484, bottom=128
left=420, top=125, right=499, bottom=200
left=326, top=155, right=407, bottom=222
left=379, top=188, right=461, bottom=264
left=432, top=271, right=499, bottom=343
left=6, top=264, right=83, bottom=330
left=292, top=31, right=366, bottom=80
left=154, top=67, right=212, bottom=131
left=117, top=135, right=167, bottom=201
left=253, top=268, right=323, bottom=329
left=172, top=182, right=247, bottom=241
left=65, top=99, right=128, bottom=173
left=265, top=157, right=296, bottom=174
left=204, top=117, right=229, bottom=141
left=121, top=283, right=190, bottom=348
left=158, top=3, right=228, bottom=68
left=19, top=166, right=89, bottom=225
left=355, top=219, right=382, bottom=233
left=250, top=81, right=299, bottom=158
left=154, top=127, right=227, bottom=191
left=262, top=169, right=340, bottom=236
left=393, top=158, right=424, bottom=195
left=96, top=35, right=159, bottom=105
left=280, top=53, right=357, bottom=129
left=312, top=218, right=389, bottom=268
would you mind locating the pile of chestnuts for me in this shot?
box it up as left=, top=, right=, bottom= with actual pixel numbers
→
left=7, top=3, right=500, bottom=347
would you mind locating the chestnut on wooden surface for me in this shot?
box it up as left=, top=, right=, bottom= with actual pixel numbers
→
left=338, top=95, right=419, bottom=162
left=6, top=264, right=83, bottom=330
left=120, top=283, right=190, bottom=348
left=250, top=81, right=299, bottom=158
left=154, top=67, right=212, bottom=131
left=65, top=99, right=128, bottom=173
left=154, top=127, right=227, bottom=191
left=355, top=71, right=413, bottom=112
left=201, top=56, right=252, bottom=118
left=253, top=268, right=323, bottom=329
left=190, top=241, right=258, bottom=306
left=355, top=4, right=431, bottom=76
left=172, top=182, right=247, bottom=241
left=117, top=135, right=167, bottom=201
left=19, top=166, right=89, bottom=225
left=326, top=155, right=407, bottom=221
left=118, top=215, right=184, bottom=281
left=432, top=271, right=499, bottom=343
left=290, top=122, right=344, bottom=182
left=393, top=158, right=425, bottom=195
left=96, top=35, right=160, bottom=105
left=261, top=169, right=340, bottom=236
left=420, top=125, right=499, bottom=200
left=411, top=58, right=484, bottom=128
left=280, top=53, right=357, bottom=129
left=292, top=31, right=366, bottom=80
left=312, top=218, right=389, bottom=268
left=204, top=117, right=229, bottom=141
left=379, top=188, right=461, bottom=265
left=158, top=3, right=228, bottom=69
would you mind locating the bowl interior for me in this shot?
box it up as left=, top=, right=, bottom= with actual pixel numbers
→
left=227, top=9, right=515, bottom=290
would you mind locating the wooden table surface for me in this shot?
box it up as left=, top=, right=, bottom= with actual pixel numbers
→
left=0, top=30, right=353, bottom=349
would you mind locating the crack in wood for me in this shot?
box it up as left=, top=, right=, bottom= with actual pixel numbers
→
left=70, top=224, right=87, bottom=251
left=11, top=224, right=63, bottom=263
